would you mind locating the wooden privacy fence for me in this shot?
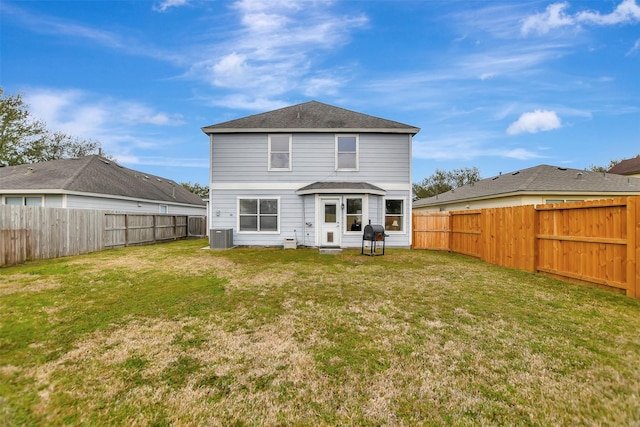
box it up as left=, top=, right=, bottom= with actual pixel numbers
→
left=104, top=213, right=206, bottom=247
left=0, top=205, right=206, bottom=267
left=412, top=197, right=640, bottom=298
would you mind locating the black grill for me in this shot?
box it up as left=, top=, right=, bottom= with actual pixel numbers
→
left=361, top=224, right=387, bottom=256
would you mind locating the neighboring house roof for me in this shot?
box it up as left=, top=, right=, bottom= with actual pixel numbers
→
left=296, top=181, right=386, bottom=196
left=201, top=100, right=420, bottom=135
left=0, top=155, right=205, bottom=206
left=608, top=156, right=640, bottom=175
left=413, top=164, right=640, bottom=208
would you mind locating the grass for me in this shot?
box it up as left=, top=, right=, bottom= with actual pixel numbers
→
left=1, top=239, right=639, bottom=426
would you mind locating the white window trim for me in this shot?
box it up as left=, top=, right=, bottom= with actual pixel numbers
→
left=237, top=196, right=281, bottom=234
left=344, top=194, right=368, bottom=234
left=335, top=134, right=359, bottom=171
left=159, top=204, right=169, bottom=214
left=545, top=199, right=584, bottom=204
left=384, top=197, right=407, bottom=234
left=268, top=134, right=292, bottom=171
left=3, top=195, right=43, bottom=206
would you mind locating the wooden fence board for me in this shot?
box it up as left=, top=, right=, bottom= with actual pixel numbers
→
left=411, top=212, right=450, bottom=250
left=412, top=196, right=640, bottom=298
left=0, top=206, right=206, bottom=267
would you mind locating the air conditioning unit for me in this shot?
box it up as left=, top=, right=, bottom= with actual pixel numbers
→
left=210, top=229, right=233, bottom=249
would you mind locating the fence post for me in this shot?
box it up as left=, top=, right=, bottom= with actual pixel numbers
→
left=627, top=196, right=639, bottom=298
left=124, top=214, right=129, bottom=247
left=479, top=208, right=487, bottom=262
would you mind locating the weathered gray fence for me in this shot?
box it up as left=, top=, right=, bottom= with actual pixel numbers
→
left=0, top=205, right=206, bottom=267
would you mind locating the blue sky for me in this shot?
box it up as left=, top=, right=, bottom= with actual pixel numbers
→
left=1, top=0, right=639, bottom=186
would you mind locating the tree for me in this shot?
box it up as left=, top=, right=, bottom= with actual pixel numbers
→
left=588, top=155, right=639, bottom=173
left=0, top=89, right=46, bottom=165
left=0, top=88, right=108, bottom=165
left=413, top=166, right=481, bottom=199
left=180, top=181, right=209, bottom=198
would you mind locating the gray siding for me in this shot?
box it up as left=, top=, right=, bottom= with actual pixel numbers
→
left=209, top=190, right=306, bottom=247
left=211, top=133, right=410, bottom=184
left=66, top=195, right=206, bottom=215
left=45, top=195, right=63, bottom=207
left=209, top=189, right=411, bottom=248
left=210, top=132, right=412, bottom=248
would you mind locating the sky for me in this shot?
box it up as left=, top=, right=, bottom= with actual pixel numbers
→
left=1, top=0, right=639, bottom=187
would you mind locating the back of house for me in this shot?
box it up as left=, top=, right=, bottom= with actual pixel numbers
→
left=202, top=101, right=420, bottom=248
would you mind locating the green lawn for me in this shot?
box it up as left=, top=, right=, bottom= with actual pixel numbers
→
left=1, top=239, right=639, bottom=426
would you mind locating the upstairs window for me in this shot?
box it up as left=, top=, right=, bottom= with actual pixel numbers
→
left=269, top=134, right=291, bottom=171
left=336, top=135, right=358, bottom=170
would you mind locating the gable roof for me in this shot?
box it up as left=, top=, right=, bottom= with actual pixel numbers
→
left=608, top=156, right=640, bottom=175
left=202, top=100, right=420, bottom=135
left=0, top=156, right=205, bottom=206
left=413, top=164, right=640, bottom=208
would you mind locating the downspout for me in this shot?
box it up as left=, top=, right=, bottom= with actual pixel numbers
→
left=302, top=195, right=306, bottom=246
left=408, top=132, right=413, bottom=247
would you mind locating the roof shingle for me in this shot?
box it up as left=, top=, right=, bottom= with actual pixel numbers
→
left=413, top=164, right=640, bottom=207
left=0, top=156, right=205, bottom=206
left=202, top=100, right=419, bottom=134
left=608, top=156, right=640, bottom=175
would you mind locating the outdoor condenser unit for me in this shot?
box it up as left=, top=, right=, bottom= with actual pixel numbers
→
left=210, top=228, right=233, bottom=249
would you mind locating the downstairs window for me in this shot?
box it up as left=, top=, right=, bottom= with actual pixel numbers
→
left=239, top=198, right=279, bottom=232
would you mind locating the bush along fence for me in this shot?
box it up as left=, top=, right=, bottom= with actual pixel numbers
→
left=0, top=205, right=207, bottom=267
left=412, top=197, right=640, bottom=298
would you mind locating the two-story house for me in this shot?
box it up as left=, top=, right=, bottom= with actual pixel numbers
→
left=202, top=101, right=420, bottom=248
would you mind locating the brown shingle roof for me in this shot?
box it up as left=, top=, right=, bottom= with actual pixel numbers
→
left=608, top=156, right=640, bottom=175
left=0, top=156, right=205, bottom=206
left=202, top=100, right=420, bottom=134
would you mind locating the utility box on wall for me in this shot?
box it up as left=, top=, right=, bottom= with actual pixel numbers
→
left=210, top=229, right=233, bottom=249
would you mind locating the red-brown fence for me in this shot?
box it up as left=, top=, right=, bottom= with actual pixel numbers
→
left=412, top=197, right=640, bottom=298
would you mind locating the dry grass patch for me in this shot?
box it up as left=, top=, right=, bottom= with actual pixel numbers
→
left=1, top=239, right=639, bottom=425
left=0, top=274, right=64, bottom=295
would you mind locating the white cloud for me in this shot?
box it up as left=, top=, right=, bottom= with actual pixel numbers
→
left=521, top=2, right=574, bottom=35
left=522, top=0, right=640, bottom=35
left=4, top=3, right=125, bottom=48
left=122, top=155, right=209, bottom=168
left=211, top=52, right=250, bottom=87
left=576, top=0, right=640, bottom=25
left=206, top=94, right=288, bottom=111
left=506, top=110, right=562, bottom=135
left=503, top=148, right=542, bottom=160
left=153, top=0, right=190, bottom=13
left=187, top=0, right=368, bottom=103
left=231, top=0, right=305, bottom=14
left=302, top=75, right=344, bottom=97
left=23, top=88, right=186, bottom=161
left=627, top=38, right=640, bottom=55
left=413, top=137, right=545, bottom=161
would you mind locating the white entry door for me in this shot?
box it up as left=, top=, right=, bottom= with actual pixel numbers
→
left=320, top=198, right=341, bottom=247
